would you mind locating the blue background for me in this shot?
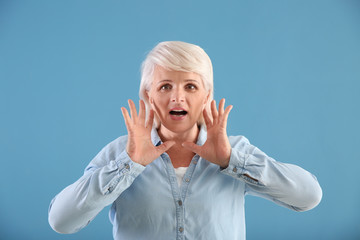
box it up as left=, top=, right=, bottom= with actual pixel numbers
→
left=1, top=0, right=359, bottom=239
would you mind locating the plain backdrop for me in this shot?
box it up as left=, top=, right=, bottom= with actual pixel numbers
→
left=1, top=0, right=359, bottom=239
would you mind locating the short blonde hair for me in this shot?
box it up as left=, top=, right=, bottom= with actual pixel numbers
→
left=139, top=41, right=214, bottom=127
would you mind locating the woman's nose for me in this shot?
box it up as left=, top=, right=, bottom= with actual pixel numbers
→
left=171, top=89, right=185, bottom=102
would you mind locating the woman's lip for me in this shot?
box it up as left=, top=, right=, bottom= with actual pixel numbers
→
left=169, top=114, right=187, bottom=121
left=169, top=107, right=188, bottom=120
left=170, top=107, right=187, bottom=111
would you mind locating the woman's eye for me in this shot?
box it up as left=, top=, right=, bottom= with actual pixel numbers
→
left=160, top=84, right=172, bottom=90
left=185, top=84, right=197, bottom=90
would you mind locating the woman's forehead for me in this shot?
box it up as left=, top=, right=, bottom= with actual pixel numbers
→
left=152, top=66, right=203, bottom=85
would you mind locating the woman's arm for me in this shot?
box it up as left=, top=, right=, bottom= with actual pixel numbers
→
left=48, top=143, right=145, bottom=234
left=181, top=98, right=321, bottom=211
left=220, top=136, right=322, bottom=212
left=49, top=100, right=174, bottom=234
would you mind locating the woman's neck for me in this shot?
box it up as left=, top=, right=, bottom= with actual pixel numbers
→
left=157, top=124, right=200, bottom=144
left=157, top=124, right=200, bottom=168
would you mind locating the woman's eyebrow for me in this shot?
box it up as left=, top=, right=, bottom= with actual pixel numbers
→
left=156, top=79, right=199, bottom=85
left=184, top=79, right=199, bottom=83
left=155, top=80, right=172, bottom=86
left=157, top=80, right=172, bottom=84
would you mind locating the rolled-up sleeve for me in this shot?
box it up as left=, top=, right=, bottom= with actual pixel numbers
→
left=220, top=136, right=322, bottom=212
left=48, top=138, right=145, bottom=234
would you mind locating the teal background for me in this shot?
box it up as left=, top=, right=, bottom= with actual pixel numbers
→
left=1, top=0, right=359, bottom=239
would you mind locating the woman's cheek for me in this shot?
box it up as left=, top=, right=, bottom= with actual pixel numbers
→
left=154, top=100, right=167, bottom=118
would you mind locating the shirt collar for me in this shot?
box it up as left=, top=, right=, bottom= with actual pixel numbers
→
left=151, top=124, right=207, bottom=147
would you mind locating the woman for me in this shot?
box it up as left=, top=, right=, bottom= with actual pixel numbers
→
left=48, top=41, right=322, bottom=240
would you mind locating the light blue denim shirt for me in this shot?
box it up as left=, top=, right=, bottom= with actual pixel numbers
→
left=48, top=125, right=322, bottom=240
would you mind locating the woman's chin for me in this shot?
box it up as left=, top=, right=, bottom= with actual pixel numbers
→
left=159, top=120, right=197, bottom=133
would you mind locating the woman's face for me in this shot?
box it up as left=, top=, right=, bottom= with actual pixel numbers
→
left=147, top=66, right=210, bottom=133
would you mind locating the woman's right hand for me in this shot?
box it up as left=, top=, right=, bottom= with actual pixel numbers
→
left=121, top=99, right=175, bottom=166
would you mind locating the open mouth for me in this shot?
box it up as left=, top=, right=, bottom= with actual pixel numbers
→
left=169, top=110, right=188, bottom=116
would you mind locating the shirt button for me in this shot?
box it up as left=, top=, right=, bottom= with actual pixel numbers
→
left=179, top=227, right=184, bottom=233
left=125, top=164, right=130, bottom=169
left=185, top=178, right=190, bottom=182
left=232, top=167, right=237, bottom=173
left=193, top=160, right=197, bottom=164
left=178, top=200, right=182, bottom=206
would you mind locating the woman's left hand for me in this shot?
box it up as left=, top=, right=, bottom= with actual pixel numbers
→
left=182, top=99, right=233, bottom=168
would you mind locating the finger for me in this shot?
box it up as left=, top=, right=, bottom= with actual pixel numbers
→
left=121, top=107, right=132, bottom=131
left=138, top=100, right=146, bottom=124
left=128, top=99, right=138, bottom=121
left=182, top=142, right=203, bottom=156
left=211, top=100, right=218, bottom=124
left=156, top=140, right=176, bottom=154
left=203, top=107, right=212, bottom=127
left=146, top=109, right=154, bottom=129
left=221, top=105, right=233, bottom=128
left=219, top=98, right=225, bottom=116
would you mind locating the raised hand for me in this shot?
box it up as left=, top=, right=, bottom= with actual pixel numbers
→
left=182, top=99, right=233, bottom=168
left=121, top=99, right=175, bottom=166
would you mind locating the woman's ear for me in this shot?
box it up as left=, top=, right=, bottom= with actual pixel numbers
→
left=146, top=91, right=154, bottom=104
left=204, top=90, right=211, bottom=105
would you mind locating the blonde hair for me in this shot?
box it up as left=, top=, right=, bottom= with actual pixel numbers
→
left=139, top=41, right=214, bottom=127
